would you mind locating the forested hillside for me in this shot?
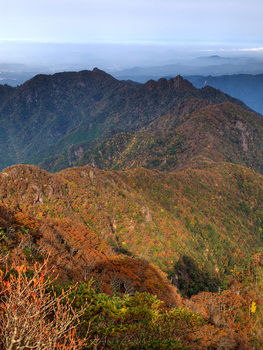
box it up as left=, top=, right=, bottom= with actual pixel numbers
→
left=0, top=69, right=256, bottom=172
left=1, top=161, right=263, bottom=348
left=1, top=70, right=263, bottom=348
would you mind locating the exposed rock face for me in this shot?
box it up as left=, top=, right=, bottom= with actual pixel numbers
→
left=141, top=206, right=152, bottom=222
left=89, top=169, right=94, bottom=183
left=171, top=75, right=195, bottom=92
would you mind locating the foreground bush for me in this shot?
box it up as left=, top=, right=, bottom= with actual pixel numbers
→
left=0, top=260, right=86, bottom=350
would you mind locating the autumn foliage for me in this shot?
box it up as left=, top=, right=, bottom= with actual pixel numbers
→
left=0, top=159, right=263, bottom=348
left=0, top=260, right=86, bottom=350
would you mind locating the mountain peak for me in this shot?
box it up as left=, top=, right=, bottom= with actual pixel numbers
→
left=92, top=67, right=102, bottom=73
left=170, top=75, right=195, bottom=92
left=91, top=67, right=111, bottom=76
left=143, top=75, right=195, bottom=94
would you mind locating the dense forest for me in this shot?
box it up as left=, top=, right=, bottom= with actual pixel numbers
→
left=0, top=70, right=263, bottom=348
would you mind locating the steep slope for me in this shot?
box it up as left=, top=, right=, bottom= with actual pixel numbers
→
left=73, top=99, right=263, bottom=174
left=0, top=69, right=254, bottom=171
left=0, top=84, right=16, bottom=168
left=0, top=84, right=15, bottom=104
left=0, top=176, right=177, bottom=304
left=0, top=69, right=134, bottom=166
left=187, top=73, right=263, bottom=115
left=1, top=162, right=263, bottom=296
left=0, top=198, right=110, bottom=283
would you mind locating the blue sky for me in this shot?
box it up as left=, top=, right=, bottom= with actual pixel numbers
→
left=1, top=0, right=262, bottom=44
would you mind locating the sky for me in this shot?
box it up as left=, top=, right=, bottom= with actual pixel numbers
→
left=0, top=0, right=263, bottom=72
left=1, top=0, right=262, bottom=44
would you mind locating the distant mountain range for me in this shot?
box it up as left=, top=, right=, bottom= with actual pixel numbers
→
left=0, top=63, right=45, bottom=87
left=111, top=55, right=263, bottom=80
left=111, top=62, right=263, bottom=115
left=186, top=74, right=263, bottom=115
left=1, top=53, right=262, bottom=85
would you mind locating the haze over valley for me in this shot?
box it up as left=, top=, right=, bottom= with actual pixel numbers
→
left=1, top=41, right=263, bottom=83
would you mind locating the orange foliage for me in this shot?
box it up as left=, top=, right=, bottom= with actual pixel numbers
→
left=0, top=260, right=86, bottom=349
left=91, top=256, right=181, bottom=307
left=187, top=290, right=254, bottom=349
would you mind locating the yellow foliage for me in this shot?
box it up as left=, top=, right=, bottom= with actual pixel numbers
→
left=250, top=301, right=257, bottom=314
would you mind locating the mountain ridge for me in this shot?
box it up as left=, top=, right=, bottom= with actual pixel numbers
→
left=0, top=69, right=258, bottom=172
left=1, top=161, right=263, bottom=274
left=59, top=99, right=263, bottom=175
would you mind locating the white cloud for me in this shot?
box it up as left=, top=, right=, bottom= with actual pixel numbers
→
left=239, top=47, right=263, bottom=52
